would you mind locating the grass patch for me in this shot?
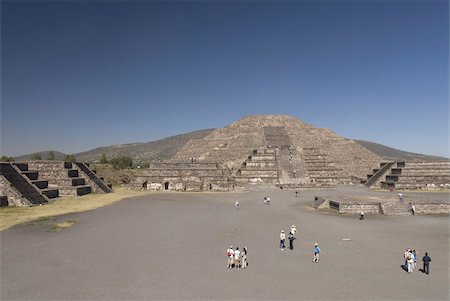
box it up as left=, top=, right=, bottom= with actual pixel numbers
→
left=51, top=220, right=78, bottom=232
left=0, top=187, right=154, bottom=231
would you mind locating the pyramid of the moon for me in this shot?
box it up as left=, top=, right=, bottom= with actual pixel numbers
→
left=133, top=115, right=384, bottom=191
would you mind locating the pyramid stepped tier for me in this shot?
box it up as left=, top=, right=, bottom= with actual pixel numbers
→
left=376, top=161, right=450, bottom=190
left=363, top=162, right=396, bottom=187
left=0, top=163, right=49, bottom=206
left=74, top=162, right=113, bottom=193
left=27, top=161, right=94, bottom=196
left=299, top=147, right=349, bottom=189
left=133, top=162, right=233, bottom=192
left=0, top=161, right=112, bottom=206
left=263, top=126, right=291, bottom=148
left=234, top=148, right=279, bottom=184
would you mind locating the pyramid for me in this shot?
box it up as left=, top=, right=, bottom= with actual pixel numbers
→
left=173, top=114, right=382, bottom=178
left=134, top=115, right=383, bottom=191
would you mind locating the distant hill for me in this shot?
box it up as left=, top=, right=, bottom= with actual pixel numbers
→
left=353, top=140, right=449, bottom=162
left=74, top=129, right=215, bottom=163
left=14, top=150, right=68, bottom=161
left=13, top=129, right=448, bottom=163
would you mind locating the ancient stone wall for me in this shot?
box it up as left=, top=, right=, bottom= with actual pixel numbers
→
left=412, top=202, right=450, bottom=214
left=0, top=175, right=30, bottom=206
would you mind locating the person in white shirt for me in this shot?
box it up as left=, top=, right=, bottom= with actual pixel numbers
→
left=241, top=246, right=248, bottom=268
left=234, top=247, right=241, bottom=268
left=280, top=230, right=286, bottom=250
left=235, top=201, right=239, bottom=210
left=226, top=246, right=234, bottom=268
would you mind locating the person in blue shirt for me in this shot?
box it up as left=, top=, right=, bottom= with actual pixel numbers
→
left=313, top=243, right=321, bottom=262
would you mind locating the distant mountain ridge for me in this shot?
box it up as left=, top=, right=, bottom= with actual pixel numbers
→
left=353, top=140, right=449, bottom=162
left=13, top=129, right=448, bottom=163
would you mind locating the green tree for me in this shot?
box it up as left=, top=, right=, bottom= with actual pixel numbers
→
left=0, top=156, right=14, bottom=162
left=31, top=153, right=42, bottom=160
left=110, top=156, right=133, bottom=169
left=100, top=153, right=108, bottom=164
left=65, top=154, right=76, bottom=162
left=47, top=151, right=55, bottom=160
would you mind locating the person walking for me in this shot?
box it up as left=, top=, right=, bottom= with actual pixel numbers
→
left=235, top=201, right=239, bottom=210
left=267, top=196, right=271, bottom=205
left=289, top=233, right=296, bottom=250
left=422, top=252, right=431, bottom=274
left=360, top=211, right=364, bottom=220
left=313, top=243, right=320, bottom=262
left=411, top=205, right=416, bottom=215
left=241, top=246, right=248, bottom=268
left=279, top=230, right=286, bottom=250
left=227, top=246, right=234, bottom=269
left=399, top=192, right=404, bottom=203
left=234, top=247, right=241, bottom=269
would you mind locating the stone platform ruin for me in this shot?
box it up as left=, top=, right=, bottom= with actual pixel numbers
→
left=0, top=161, right=112, bottom=206
left=314, top=196, right=450, bottom=216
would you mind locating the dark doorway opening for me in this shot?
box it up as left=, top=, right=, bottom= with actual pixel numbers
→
left=164, top=182, right=169, bottom=190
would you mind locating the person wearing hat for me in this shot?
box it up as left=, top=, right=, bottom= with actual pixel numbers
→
left=288, top=232, right=296, bottom=250
left=226, top=246, right=234, bottom=268
left=279, top=230, right=286, bottom=250
left=290, top=225, right=297, bottom=236
left=313, top=243, right=321, bottom=262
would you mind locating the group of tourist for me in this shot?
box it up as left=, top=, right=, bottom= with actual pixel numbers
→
left=403, top=249, right=431, bottom=274
left=226, top=246, right=248, bottom=269
left=279, top=224, right=297, bottom=250
left=263, top=196, right=271, bottom=205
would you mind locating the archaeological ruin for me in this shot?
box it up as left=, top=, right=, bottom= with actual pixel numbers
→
left=0, top=161, right=112, bottom=206
left=132, top=115, right=450, bottom=192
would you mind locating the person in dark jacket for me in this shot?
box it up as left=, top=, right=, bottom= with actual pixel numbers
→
left=422, top=252, right=431, bottom=274
left=288, top=233, right=296, bottom=250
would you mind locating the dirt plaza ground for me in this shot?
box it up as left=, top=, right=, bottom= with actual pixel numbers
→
left=1, top=186, right=449, bottom=300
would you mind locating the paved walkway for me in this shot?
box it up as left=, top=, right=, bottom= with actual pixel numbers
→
left=1, top=186, right=449, bottom=300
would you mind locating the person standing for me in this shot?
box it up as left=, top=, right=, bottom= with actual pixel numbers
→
left=407, top=250, right=414, bottom=273
left=290, top=225, right=297, bottom=236
left=313, top=243, right=320, bottom=262
left=280, top=230, right=286, bottom=250
left=234, top=247, right=241, bottom=269
left=227, top=246, right=234, bottom=268
left=241, top=246, right=248, bottom=268
left=267, top=196, right=271, bottom=205
left=360, top=211, right=364, bottom=220
left=413, top=250, right=417, bottom=270
left=399, top=192, right=404, bottom=203
left=411, top=205, right=416, bottom=215
left=422, top=252, right=431, bottom=274
left=235, top=201, right=239, bottom=210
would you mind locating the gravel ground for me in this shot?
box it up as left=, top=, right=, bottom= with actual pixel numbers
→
left=1, top=186, right=449, bottom=300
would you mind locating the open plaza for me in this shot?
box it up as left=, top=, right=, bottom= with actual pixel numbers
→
left=1, top=186, right=448, bottom=300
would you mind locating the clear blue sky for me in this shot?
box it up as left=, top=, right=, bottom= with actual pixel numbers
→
left=1, top=0, right=449, bottom=157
